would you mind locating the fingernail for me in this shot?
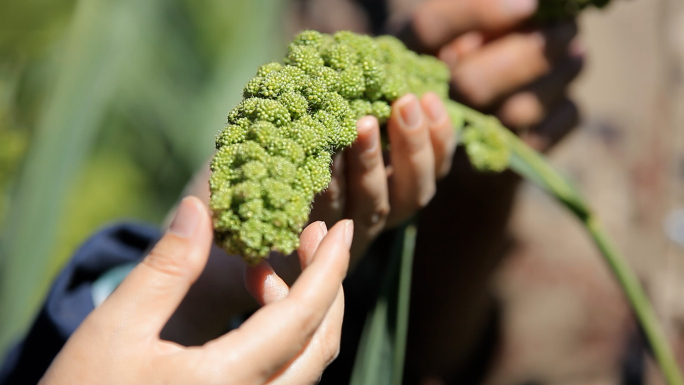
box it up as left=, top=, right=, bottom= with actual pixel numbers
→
left=424, top=93, right=446, bottom=124
left=503, top=0, right=537, bottom=17
left=357, top=117, right=378, bottom=152
left=343, top=219, right=354, bottom=248
left=318, top=221, right=328, bottom=235
left=169, top=197, right=201, bottom=238
left=398, top=95, right=421, bottom=130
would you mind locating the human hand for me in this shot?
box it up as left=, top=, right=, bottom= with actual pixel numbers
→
left=162, top=91, right=455, bottom=341
left=40, top=196, right=351, bottom=385
left=399, top=0, right=583, bottom=152
left=310, top=92, right=456, bottom=266
left=389, top=0, right=584, bottom=380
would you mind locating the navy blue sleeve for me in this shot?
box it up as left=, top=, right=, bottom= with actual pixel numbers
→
left=0, top=223, right=161, bottom=385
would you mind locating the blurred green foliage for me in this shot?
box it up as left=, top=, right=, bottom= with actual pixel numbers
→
left=0, top=0, right=285, bottom=357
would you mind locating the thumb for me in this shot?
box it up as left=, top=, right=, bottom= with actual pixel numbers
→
left=102, top=196, right=213, bottom=335
left=407, top=0, right=538, bottom=53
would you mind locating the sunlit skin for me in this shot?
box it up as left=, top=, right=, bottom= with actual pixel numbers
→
left=40, top=197, right=353, bottom=385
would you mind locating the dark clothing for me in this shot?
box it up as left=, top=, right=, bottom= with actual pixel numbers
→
left=0, top=222, right=396, bottom=385
left=0, top=224, right=160, bottom=385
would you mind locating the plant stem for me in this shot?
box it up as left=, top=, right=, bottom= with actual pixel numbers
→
left=350, top=223, right=416, bottom=385
left=455, top=101, right=683, bottom=385
left=391, top=224, right=416, bottom=385
left=586, top=216, right=683, bottom=385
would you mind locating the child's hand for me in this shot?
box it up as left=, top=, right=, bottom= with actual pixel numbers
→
left=40, top=196, right=351, bottom=385
left=311, top=92, right=456, bottom=266
left=162, top=93, right=456, bottom=344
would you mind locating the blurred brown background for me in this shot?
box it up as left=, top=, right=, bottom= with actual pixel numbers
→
left=489, top=0, right=684, bottom=383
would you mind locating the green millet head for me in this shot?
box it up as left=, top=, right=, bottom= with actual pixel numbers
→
left=462, top=117, right=511, bottom=172
left=211, top=30, right=461, bottom=263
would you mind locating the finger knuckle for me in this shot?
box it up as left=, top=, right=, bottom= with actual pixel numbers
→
left=170, top=351, right=221, bottom=384
left=315, top=180, right=345, bottom=212
left=402, top=183, right=436, bottom=213
left=481, top=2, right=524, bottom=28
left=361, top=199, right=390, bottom=228
left=375, top=201, right=391, bottom=221
left=452, top=69, right=491, bottom=107
left=357, top=145, right=382, bottom=170
left=434, top=134, right=457, bottom=178
left=436, top=156, right=454, bottom=179
left=417, top=182, right=436, bottom=208
left=499, top=92, right=544, bottom=127
left=395, top=125, right=431, bottom=156
left=437, top=163, right=452, bottom=179
left=320, top=339, right=341, bottom=367
left=516, top=33, right=552, bottom=79
left=310, top=374, right=323, bottom=385
left=301, top=370, right=324, bottom=385
left=292, top=301, right=320, bottom=338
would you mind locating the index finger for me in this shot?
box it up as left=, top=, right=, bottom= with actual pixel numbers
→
left=202, top=220, right=353, bottom=383
left=402, top=0, right=537, bottom=53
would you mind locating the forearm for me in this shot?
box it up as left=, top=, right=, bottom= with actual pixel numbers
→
left=406, top=149, right=520, bottom=380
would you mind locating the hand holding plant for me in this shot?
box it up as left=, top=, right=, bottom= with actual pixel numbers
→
left=39, top=197, right=352, bottom=385
left=162, top=94, right=455, bottom=345
left=399, top=0, right=584, bottom=379
left=310, top=93, right=456, bottom=267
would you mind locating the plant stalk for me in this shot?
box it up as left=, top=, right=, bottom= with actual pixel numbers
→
left=456, top=102, right=683, bottom=385
left=391, top=224, right=416, bottom=385
left=349, top=223, right=417, bottom=385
